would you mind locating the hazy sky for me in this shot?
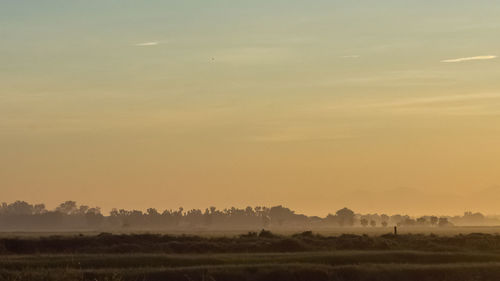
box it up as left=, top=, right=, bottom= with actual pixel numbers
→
left=1, top=0, right=500, bottom=216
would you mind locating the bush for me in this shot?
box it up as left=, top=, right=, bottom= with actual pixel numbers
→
left=258, top=230, right=276, bottom=239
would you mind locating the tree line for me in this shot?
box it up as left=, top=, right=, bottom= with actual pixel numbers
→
left=0, top=200, right=496, bottom=231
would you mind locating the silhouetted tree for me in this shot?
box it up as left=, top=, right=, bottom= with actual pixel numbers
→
left=430, top=216, right=438, bottom=225
left=33, top=204, right=46, bottom=215
left=438, top=217, right=453, bottom=227
left=336, top=208, right=355, bottom=226
left=269, top=205, right=295, bottom=226
left=56, top=201, right=78, bottom=215
left=85, top=207, right=103, bottom=227
left=0, top=200, right=486, bottom=231
left=4, top=201, right=33, bottom=215
left=416, top=217, right=426, bottom=225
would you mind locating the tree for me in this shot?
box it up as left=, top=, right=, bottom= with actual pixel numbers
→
left=430, top=216, right=438, bottom=226
left=360, top=218, right=368, bottom=227
left=438, top=217, right=452, bottom=227
left=6, top=201, right=34, bottom=215
left=33, top=204, right=46, bottom=215
left=78, top=205, right=89, bottom=215
left=370, top=220, right=376, bottom=227
left=399, top=218, right=416, bottom=226
left=56, top=201, right=78, bottom=215
left=269, top=205, right=295, bottom=226
left=463, top=211, right=485, bottom=224
left=381, top=221, right=388, bottom=227
left=416, top=217, right=426, bottom=225
left=381, top=214, right=390, bottom=222
left=85, top=208, right=103, bottom=227
left=336, top=208, right=355, bottom=226
left=147, top=208, right=159, bottom=216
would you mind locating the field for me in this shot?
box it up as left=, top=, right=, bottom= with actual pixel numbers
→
left=4, top=229, right=500, bottom=281
left=4, top=225, right=500, bottom=238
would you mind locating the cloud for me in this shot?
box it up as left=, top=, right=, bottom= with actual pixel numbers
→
left=366, top=93, right=500, bottom=108
left=441, top=55, right=497, bottom=63
left=317, top=70, right=453, bottom=87
left=247, top=134, right=353, bottom=143
left=352, top=93, right=500, bottom=116
left=135, top=42, right=159, bottom=47
left=319, top=93, right=500, bottom=116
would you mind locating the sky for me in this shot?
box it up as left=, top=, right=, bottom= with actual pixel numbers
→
left=1, top=0, right=500, bottom=216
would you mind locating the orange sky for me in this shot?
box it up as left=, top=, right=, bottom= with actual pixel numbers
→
left=1, top=1, right=500, bottom=216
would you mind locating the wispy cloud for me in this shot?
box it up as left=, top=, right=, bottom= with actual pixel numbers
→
left=365, top=93, right=500, bottom=108
left=317, top=70, right=453, bottom=87
left=441, top=55, right=497, bottom=63
left=319, top=93, right=500, bottom=116
left=247, top=134, right=353, bottom=143
left=349, top=93, right=500, bottom=116
left=135, top=42, right=159, bottom=47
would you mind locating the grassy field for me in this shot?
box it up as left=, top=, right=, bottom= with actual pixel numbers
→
left=3, top=225, right=500, bottom=238
left=5, top=252, right=500, bottom=281
left=4, top=231, right=500, bottom=280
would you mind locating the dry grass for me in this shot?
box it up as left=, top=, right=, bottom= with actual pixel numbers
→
left=4, top=232, right=500, bottom=280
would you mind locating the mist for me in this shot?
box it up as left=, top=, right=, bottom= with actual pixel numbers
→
left=2, top=200, right=498, bottom=232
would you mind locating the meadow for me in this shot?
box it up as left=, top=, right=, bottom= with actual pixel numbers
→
left=4, top=230, right=500, bottom=280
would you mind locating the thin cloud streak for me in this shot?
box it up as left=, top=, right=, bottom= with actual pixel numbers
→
left=135, top=42, right=159, bottom=47
left=365, top=93, right=500, bottom=108
left=247, top=134, right=353, bottom=143
left=441, top=55, right=497, bottom=63
left=319, top=93, right=500, bottom=116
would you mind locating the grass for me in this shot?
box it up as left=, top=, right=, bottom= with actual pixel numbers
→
left=4, top=251, right=500, bottom=269
left=4, top=231, right=500, bottom=254
left=3, top=225, right=500, bottom=238
left=5, top=232, right=500, bottom=280
left=4, top=261, right=500, bottom=281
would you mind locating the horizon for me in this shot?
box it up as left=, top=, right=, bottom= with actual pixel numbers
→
left=4, top=192, right=500, bottom=218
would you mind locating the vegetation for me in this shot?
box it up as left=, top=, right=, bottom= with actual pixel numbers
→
left=4, top=231, right=500, bottom=280
left=5, top=202, right=500, bottom=280
left=3, top=231, right=500, bottom=254
left=1, top=200, right=497, bottom=231
left=6, top=261, right=500, bottom=281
